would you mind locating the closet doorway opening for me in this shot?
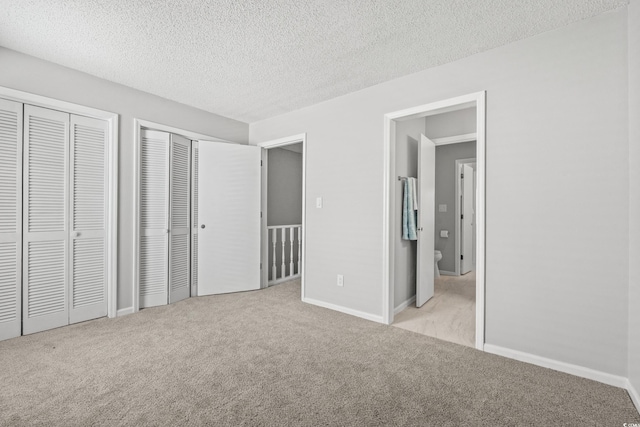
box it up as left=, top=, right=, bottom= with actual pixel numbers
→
left=256, top=134, right=307, bottom=297
left=0, top=86, right=118, bottom=342
left=383, top=92, right=486, bottom=350
left=132, top=119, right=239, bottom=312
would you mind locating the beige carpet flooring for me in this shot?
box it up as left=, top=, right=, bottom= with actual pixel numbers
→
left=393, top=271, right=476, bottom=348
left=1, top=279, right=638, bottom=426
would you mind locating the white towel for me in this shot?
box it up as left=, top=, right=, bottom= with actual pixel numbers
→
left=410, top=177, right=418, bottom=210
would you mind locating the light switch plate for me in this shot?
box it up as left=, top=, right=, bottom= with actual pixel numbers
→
left=316, top=197, right=323, bottom=208
left=439, top=204, right=447, bottom=212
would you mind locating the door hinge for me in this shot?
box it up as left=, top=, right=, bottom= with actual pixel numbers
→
left=461, top=214, right=464, bottom=220
left=260, top=263, right=262, bottom=269
left=461, top=255, right=464, bottom=260
left=461, top=173, right=464, bottom=179
left=260, top=211, right=263, bottom=218
left=261, top=160, right=263, bottom=166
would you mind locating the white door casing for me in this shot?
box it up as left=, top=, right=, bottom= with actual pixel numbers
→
left=22, top=105, right=70, bottom=335
left=416, top=134, right=436, bottom=308
left=139, top=129, right=170, bottom=308
left=461, top=164, right=474, bottom=274
left=191, top=141, right=199, bottom=297
left=69, top=114, right=108, bottom=324
left=0, top=98, right=23, bottom=340
left=168, top=133, right=191, bottom=304
left=197, top=141, right=262, bottom=295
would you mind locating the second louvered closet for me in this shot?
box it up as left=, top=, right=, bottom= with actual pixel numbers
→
left=139, top=129, right=194, bottom=308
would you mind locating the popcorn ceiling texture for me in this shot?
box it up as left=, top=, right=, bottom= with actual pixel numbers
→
left=0, top=0, right=627, bottom=123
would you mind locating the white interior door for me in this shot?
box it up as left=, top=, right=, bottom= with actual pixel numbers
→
left=168, top=134, right=190, bottom=304
left=461, top=164, right=474, bottom=274
left=197, top=141, right=261, bottom=295
left=416, top=134, right=436, bottom=307
left=0, top=98, right=23, bottom=340
left=69, top=114, right=108, bottom=323
left=23, top=105, right=70, bottom=334
left=139, top=129, right=169, bottom=308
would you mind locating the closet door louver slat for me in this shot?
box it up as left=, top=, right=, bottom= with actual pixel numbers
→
left=0, top=99, right=22, bottom=341
left=69, top=115, right=108, bottom=324
left=139, top=129, right=169, bottom=308
left=23, top=105, right=69, bottom=335
left=168, top=134, right=190, bottom=304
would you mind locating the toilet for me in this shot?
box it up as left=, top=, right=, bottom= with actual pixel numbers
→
left=434, top=250, right=442, bottom=278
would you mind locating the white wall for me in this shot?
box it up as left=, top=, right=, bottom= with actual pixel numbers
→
left=250, top=10, right=629, bottom=376
left=267, top=147, right=303, bottom=226
left=393, top=118, right=423, bottom=309
left=628, top=0, right=640, bottom=405
left=0, top=47, right=249, bottom=311
left=434, top=141, right=476, bottom=273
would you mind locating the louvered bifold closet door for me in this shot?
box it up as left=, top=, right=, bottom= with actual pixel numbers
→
left=22, top=105, right=69, bottom=335
left=0, top=99, right=23, bottom=341
left=69, top=115, right=108, bottom=324
left=168, top=134, right=190, bottom=304
left=190, top=142, right=198, bottom=297
left=139, top=129, right=170, bottom=308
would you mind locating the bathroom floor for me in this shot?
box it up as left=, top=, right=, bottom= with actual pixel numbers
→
left=392, top=271, right=476, bottom=348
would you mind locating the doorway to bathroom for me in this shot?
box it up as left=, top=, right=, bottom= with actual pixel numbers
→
left=382, top=92, right=486, bottom=350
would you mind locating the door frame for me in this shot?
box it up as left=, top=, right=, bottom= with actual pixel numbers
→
left=255, top=134, right=307, bottom=299
left=0, top=85, right=119, bottom=320
left=132, top=118, right=237, bottom=313
left=454, top=158, right=477, bottom=276
left=382, top=91, right=486, bottom=350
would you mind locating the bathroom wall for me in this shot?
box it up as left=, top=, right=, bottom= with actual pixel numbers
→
left=434, top=142, right=477, bottom=273
left=250, top=10, right=629, bottom=376
left=393, top=118, right=423, bottom=309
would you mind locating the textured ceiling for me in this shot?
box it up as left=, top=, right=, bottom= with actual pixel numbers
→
left=0, top=0, right=627, bottom=123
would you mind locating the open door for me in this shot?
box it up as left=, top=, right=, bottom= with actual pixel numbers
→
left=416, top=134, right=436, bottom=307
left=197, top=142, right=262, bottom=295
left=461, top=164, right=474, bottom=274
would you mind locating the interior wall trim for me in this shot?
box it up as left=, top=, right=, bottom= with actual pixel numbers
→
left=627, top=379, right=640, bottom=414
left=394, top=295, right=416, bottom=315
left=302, top=297, right=384, bottom=324
left=484, top=343, right=628, bottom=389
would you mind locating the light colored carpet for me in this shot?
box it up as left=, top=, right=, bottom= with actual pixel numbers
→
left=393, top=271, right=476, bottom=347
left=1, top=279, right=638, bottom=426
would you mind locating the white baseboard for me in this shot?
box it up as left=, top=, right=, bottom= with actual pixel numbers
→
left=394, top=295, right=416, bottom=315
left=627, top=379, right=640, bottom=414
left=439, top=270, right=457, bottom=276
left=117, top=307, right=134, bottom=317
left=302, top=297, right=384, bottom=324
left=483, top=344, right=628, bottom=389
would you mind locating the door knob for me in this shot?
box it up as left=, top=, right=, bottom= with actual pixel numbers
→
left=73, top=231, right=80, bottom=237
left=164, top=229, right=169, bottom=234
left=201, top=224, right=206, bottom=229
